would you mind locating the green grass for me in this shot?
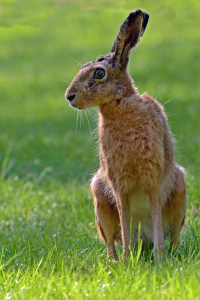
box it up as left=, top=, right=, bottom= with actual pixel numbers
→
left=0, top=0, right=200, bottom=299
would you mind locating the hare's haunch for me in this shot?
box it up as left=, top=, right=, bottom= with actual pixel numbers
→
left=65, top=10, right=187, bottom=260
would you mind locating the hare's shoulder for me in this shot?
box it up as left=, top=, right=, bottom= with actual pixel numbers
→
left=126, top=92, right=164, bottom=112
left=121, top=93, right=165, bottom=123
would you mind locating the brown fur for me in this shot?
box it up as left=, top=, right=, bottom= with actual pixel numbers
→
left=65, top=10, right=187, bottom=260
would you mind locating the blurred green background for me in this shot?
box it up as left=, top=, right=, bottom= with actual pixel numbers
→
left=0, top=1, right=200, bottom=298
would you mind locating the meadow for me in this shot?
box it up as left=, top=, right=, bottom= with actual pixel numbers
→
left=0, top=0, right=200, bottom=299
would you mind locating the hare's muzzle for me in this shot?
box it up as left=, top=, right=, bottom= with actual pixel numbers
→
left=66, top=94, right=75, bottom=102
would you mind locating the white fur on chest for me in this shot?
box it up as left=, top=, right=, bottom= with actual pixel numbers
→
left=129, top=191, right=154, bottom=245
left=129, top=191, right=150, bottom=216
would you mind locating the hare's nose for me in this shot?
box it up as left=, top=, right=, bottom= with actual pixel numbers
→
left=66, top=94, right=75, bottom=102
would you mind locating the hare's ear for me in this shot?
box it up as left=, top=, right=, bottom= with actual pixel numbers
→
left=111, top=10, right=149, bottom=69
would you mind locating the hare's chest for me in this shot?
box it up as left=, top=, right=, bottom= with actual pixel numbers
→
left=99, top=124, right=159, bottom=192
left=100, top=127, right=150, bottom=171
left=101, top=139, right=134, bottom=175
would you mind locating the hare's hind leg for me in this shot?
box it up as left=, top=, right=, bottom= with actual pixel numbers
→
left=91, top=173, right=120, bottom=260
left=163, top=165, right=187, bottom=250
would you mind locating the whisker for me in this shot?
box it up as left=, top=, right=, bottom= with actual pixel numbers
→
left=163, top=99, right=172, bottom=106
left=62, top=80, right=71, bottom=84
left=70, top=58, right=82, bottom=67
left=76, top=109, right=80, bottom=133
left=88, top=107, right=97, bottom=123
left=84, top=110, right=92, bottom=137
left=80, top=110, right=83, bottom=130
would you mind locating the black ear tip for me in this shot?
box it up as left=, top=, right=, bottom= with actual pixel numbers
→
left=127, top=9, right=142, bottom=22
left=135, top=9, right=143, bottom=15
left=127, top=10, right=149, bottom=28
left=141, top=11, right=149, bottom=31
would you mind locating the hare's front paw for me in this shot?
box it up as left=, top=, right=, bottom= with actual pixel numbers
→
left=107, top=252, right=119, bottom=262
left=153, top=245, right=166, bottom=261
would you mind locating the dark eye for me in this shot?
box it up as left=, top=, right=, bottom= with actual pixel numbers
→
left=94, top=69, right=105, bottom=79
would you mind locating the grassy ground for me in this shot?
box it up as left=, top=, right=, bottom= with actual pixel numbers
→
left=0, top=0, right=200, bottom=299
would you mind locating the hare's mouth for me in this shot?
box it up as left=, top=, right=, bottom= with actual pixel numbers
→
left=65, top=92, right=88, bottom=110
left=65, top=93, right=79, bottom=108
left=70, top=103, right=82, bottom=110
left=68, top=100, right=81, bottom=110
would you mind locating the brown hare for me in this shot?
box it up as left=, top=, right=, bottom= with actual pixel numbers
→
left=65, top=10, right=187, bottom=260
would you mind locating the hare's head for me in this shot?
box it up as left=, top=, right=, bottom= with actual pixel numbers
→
left=65, top=9, right=149, bottom=109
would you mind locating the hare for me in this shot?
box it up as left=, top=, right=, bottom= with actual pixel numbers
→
left=65, top=10, right=187, bottom=260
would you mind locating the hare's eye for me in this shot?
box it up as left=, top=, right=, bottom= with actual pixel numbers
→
left=94, top=69, right=105, bottom=79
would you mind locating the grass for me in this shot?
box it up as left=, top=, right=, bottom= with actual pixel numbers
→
left=0, top=0, right=200, bottom=299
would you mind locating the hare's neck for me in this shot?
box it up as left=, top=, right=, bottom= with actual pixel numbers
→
left=99, top=88, right=139, bottom=119
left=98, top=104, right=126, bottom=131
left=98, top=91, right=141, bottom=143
